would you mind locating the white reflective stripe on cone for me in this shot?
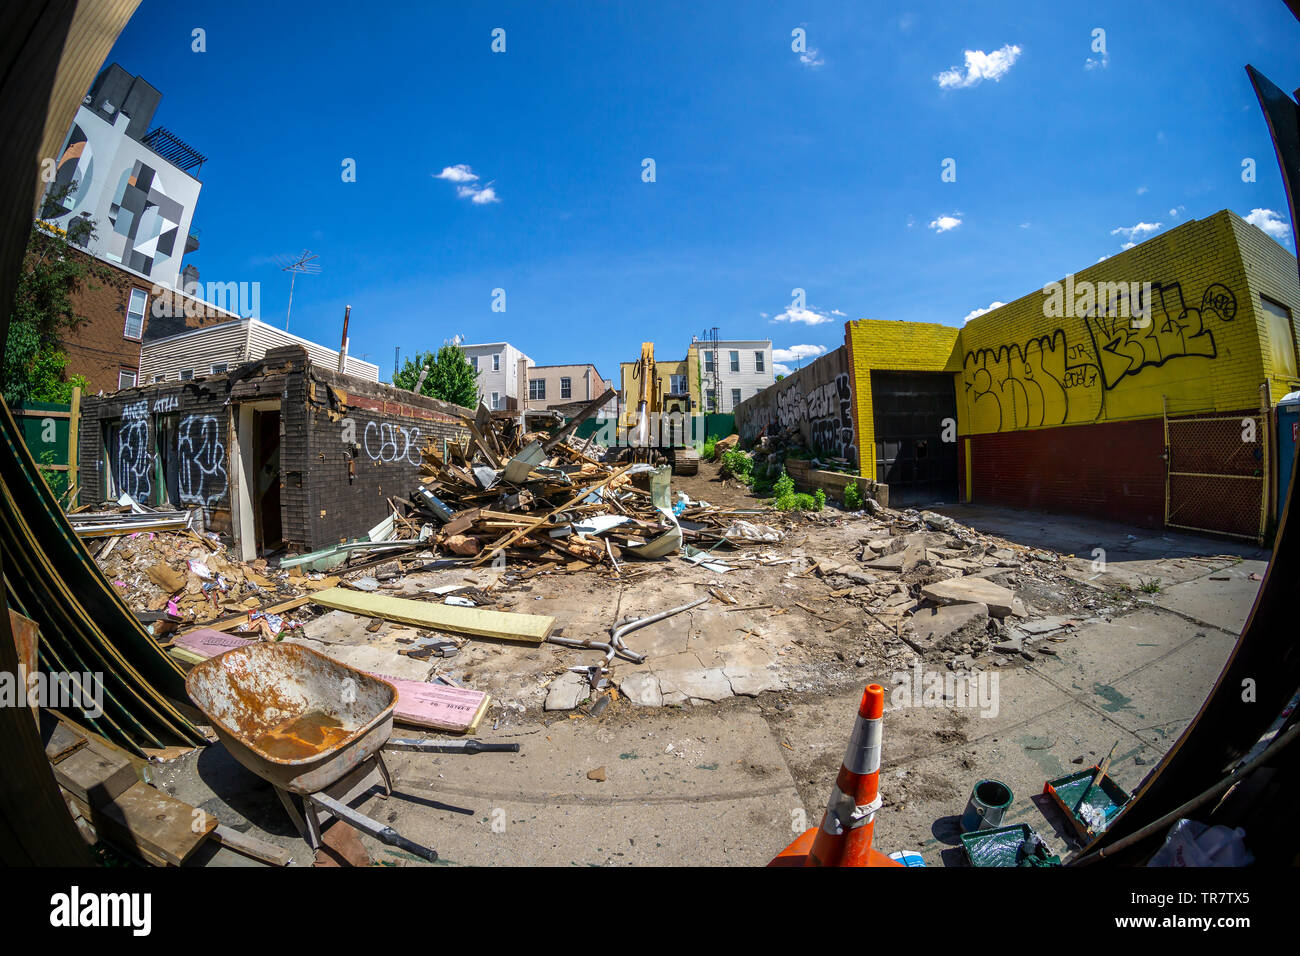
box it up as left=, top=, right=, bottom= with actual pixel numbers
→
left=843, top=715, right=882, bottom=775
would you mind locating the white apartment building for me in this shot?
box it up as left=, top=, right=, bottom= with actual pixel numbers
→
left=694, top=338, right=775, bottom=413
left=461, top=342, right=534, bottom=411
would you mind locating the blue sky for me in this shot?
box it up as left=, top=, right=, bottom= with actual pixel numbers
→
left=106, top=0, right=1299, bottom=379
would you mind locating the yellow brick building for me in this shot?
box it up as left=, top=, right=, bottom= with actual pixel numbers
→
left=739, top=209, right=1299, bottom=537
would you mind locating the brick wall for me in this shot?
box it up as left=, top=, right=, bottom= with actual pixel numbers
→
left=63, top=252, right=141, bottom=394
left=734, top=345, right=856, bottom=465
left=80, top=346, right=473, bottom=553
left=299, top=360, right=470, bottom=550
left=969, top=417, right=1166, bottom=528
left=61, top=248, right=232, bottom=394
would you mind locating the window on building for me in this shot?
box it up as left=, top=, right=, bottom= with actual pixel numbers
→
left=179, top=368, right=194, bottom=381
left=151, top=374, right=166, bottom=383
left=491, top=391, right=500, bottom=410
left=731, top=388, right=742, bottom=408
left=754, top=351, right=765, bottom=373
left=704, top=351, right=715, bottom=372
left=211, top=363, right=228, bottom=374
left=560, top=377, right=572, bottom=399
left=118, top=369, right=137, bottom=389
left=1261, top=295, right=1298, bottom=379
left=670, top=374, right=688, bottom=394
left=471, top=355, right=479, bottom=371
left=729, top=350, right=740, bottom=373
left=706, top=391, right=717, bottom=412
left=124, top=288, right=148, bottom=339
left=529, top=378, right=546, bottom=400
left=493, top=353, right=501, bottom=372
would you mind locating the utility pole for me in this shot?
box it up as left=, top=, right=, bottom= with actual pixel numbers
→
left=337, top=304, right=350, bottom=373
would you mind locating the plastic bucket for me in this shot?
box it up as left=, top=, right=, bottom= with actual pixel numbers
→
left=961, top=779, right=1014, bottom=832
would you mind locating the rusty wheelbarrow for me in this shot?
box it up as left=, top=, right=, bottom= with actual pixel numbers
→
left=186, top=642, right=518, bottom=863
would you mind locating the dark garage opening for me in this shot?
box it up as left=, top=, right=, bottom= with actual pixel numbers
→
left=871, top=370, right=959, bottom=505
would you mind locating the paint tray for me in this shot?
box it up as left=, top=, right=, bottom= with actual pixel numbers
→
left=960, top=823, right=1034, bottom=867
left=1043, top=767, right=1132, bottom=840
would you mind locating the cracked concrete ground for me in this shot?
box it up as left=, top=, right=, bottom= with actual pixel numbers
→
left=150, top=496, right=1267, bottom=866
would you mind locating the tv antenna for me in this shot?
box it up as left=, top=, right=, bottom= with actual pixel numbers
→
left=274, top=250, right=321, bottom=330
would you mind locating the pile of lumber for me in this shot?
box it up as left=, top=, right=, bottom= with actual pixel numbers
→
left=398, top=396, right=745, bottom=574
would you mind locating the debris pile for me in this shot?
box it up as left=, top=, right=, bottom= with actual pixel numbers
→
left=90, top=527, right=338, bottom=635
left=809, top=507, right=1136, bottom=670
left=396, top=403, right=780, bottom=576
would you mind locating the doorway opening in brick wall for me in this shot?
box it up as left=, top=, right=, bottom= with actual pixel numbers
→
left=871, top=370, right=960, bottom=506
left=232, top=400, right=283, bottom=560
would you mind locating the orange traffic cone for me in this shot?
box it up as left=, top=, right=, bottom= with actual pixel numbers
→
left=769, top=683, right=899, bottom=867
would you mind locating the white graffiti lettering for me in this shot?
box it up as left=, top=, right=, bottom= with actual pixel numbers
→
left=362, top=420, right=423, bottom=466
left=177, top=414, right=228, bottom=513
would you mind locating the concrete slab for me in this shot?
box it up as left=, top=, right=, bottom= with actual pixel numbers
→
left=363, top=709, right=805, bottom=865
left=1144, top=561, right=1266, bottom=633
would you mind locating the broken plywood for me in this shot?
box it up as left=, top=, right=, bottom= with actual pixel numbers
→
left=310, top=586, right=554, bottom=643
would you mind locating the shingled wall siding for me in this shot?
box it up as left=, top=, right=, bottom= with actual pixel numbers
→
left=80, top=375, right=236, bottom=532
left=289, top=360, right=470, bottom=551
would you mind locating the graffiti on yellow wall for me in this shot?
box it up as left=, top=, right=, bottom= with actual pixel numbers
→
left=962, top=279, right=1240, bottom=434
left=1085, top=281, right=1236, bottom=390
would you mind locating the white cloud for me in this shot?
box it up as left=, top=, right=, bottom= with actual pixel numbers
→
left=1085, top=53, right=1109, bottom=71
left=435, top=164, right=479, bottom=183
left=774, top=364, right=792, bottom=376
left=1244, top=208, right=1292, bottom=243
left=935, top=44, right=1022, bottom=89
left=1111, top=221, right=1163, bottom=245
left=929, top=213, right=962, bottom=233
left=800, top=48, right=824, bottom=68
left=1136, top=185, right=1149, bottom=195
left=831, top=309, right=846, bottom=316
left=770, top=306, right=834, bottom=325
left=963, top=301, right=1005, bottom=324
left=1169, top=205, right=1186, bottom=218
left=437, top=164, right=501, bottom=204
left=459, top=184, right=500, bottom=204
left=773, top=344, right=828, bottom=365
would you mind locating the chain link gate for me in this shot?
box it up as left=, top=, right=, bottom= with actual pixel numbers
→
left=1163, top=399, right=1269, bottom=542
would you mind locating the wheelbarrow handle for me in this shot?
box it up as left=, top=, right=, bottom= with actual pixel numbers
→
left=386, top=738, right=521, bottom=755
left=308, top=791, right=438, bottom=863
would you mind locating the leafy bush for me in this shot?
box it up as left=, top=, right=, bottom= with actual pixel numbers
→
left=770, top=470, right=796, bottom=509
left=814, top=488, right=826, bottom=511
left=720, top=448, right=754, bottom=484
left=702, top=436, right=718, bottom=460
left=843, top=480, right=863, bottom=510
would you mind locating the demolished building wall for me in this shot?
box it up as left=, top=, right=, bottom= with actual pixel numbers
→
left=78, top=346, right=471, bottom=553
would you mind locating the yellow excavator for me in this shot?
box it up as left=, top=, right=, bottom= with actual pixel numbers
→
left=619, top=342, right=699, bottom=476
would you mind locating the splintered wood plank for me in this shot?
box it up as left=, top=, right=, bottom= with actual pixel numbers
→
left=90, top=781, right=216, bottom=866
left=309, top=587, right=554, bottom=643
left=53, top=739, right=137, bottom=806
left=43, top=721, right=88, bottom=764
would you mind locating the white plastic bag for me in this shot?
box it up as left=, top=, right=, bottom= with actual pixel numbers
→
left=1147, top=818, right=1253, bottom=867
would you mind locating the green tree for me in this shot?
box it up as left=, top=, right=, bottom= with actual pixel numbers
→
left=4, top=184, right=111, bottom=405
left=393, top=342, right=480, bottom=408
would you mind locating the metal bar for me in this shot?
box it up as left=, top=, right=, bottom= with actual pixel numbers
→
left=308, top=791, right=438, bottom=863
left=1167, top=472, right=1262, bottom=480
left=385, top=738, right=520, bottom=755
left=1164, top=521, right=1260, bottom=541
